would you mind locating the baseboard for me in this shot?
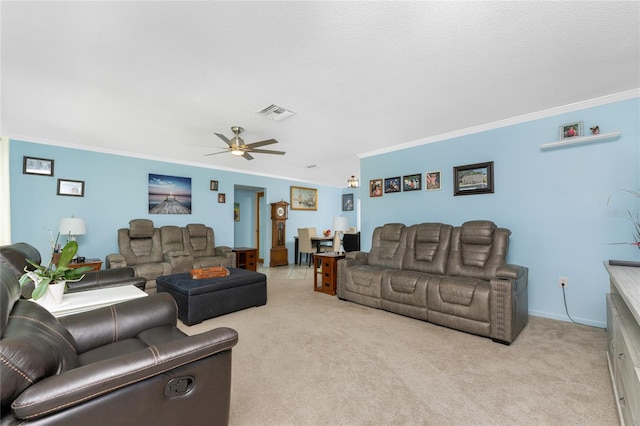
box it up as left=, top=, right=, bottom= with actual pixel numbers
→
left=528, top=311, right=606, bottom=329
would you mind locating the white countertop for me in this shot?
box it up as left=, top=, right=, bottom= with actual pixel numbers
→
left=605, top=262, right=640, bottom=324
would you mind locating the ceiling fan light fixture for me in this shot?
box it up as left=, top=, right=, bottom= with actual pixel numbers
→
left=231, top=148, right=245, bottom=156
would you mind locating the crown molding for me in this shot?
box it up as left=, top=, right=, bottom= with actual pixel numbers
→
left=358, top=89, right=640, bottom=159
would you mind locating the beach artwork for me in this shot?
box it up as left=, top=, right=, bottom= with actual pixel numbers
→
left=148, top=173, right=192, bottom=214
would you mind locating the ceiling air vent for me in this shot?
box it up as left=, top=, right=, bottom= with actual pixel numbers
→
left=256, top=104, right=295, bottom=121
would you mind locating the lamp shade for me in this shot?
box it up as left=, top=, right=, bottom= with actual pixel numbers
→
left=58, top=218, right=86, bottom=236
left=332, top=216, right=349, bottom=233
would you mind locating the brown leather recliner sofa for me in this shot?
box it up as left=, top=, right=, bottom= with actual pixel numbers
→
left=0, top=242, right=147, bottom=298
left=0, top=264, right=238, bottom=425
left=337, top=220, right=528, bottom=344
left=106, top=220, right=236, bottom=293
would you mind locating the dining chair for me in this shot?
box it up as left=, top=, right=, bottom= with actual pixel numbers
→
left=297, top=228, right=315, bottom=267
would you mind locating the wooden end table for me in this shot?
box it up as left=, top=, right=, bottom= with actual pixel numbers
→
left=68, top=258, right=103, bottom=271
left=313, top=252, right=345, bottom=296
left=233, top=247, right=258, bottom=271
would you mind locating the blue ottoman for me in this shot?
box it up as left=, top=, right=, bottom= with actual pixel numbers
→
left=156, top=268, right=267, bottom=325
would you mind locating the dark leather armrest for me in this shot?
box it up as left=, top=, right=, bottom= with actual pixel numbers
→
left=59, top=293, right=178, bottom=353
left=66, top=267, right=146, bottom=292
left=12, top=327, right=239, bottom=420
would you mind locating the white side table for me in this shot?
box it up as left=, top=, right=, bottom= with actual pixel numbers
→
left=32, top=285, right=147, bottom=317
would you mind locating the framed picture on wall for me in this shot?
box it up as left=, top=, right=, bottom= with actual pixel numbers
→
left=57, top=179, right=84, bottom=197
left=342, top=193, right=354, bottom=211
left=453, top=161, right=494, bottom=196
left=560, top=121, right=583, bottom=139
left=23, top=156, right=54, bottom=176
left=425, top=171, right=441, bottom=191
left=290, top=186, right=318, bottom=210
left=402, top=174, right=421, bottom=191
left=369, top=179, right=383, bottom=197
left=210, top=180, right=219, bottom=191
left=218, top=193, right=226, bottom=203
left=234, top=202, right=240, bottom=221
left=384, top=177, right=401, bottom=194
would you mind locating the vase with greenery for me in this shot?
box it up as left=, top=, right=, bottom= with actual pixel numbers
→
left=607, top=189, right=640, bottom=250
left=19, top=233, right=93, bottom=301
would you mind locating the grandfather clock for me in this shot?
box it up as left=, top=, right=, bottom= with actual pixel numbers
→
left=270, top=201, right=289, bottom=267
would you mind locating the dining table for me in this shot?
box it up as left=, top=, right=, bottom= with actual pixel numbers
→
left=293, top=235, right=334, bottom=265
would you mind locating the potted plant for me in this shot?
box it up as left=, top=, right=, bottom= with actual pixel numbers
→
left=19, top=233, right=93, bottom=304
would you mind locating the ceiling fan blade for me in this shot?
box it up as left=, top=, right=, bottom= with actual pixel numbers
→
left=246, top=139, right=278, bottom=148
left=249, top=149, right=286, bottom=155
left=214, top=133, right=233, bottom=147
left=242, top=152, right=254, bottom=160
left=203, top=150, right=230, bottom=157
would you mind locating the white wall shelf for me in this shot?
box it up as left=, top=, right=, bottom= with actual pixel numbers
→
left=540, top=131, right=621, bottom=151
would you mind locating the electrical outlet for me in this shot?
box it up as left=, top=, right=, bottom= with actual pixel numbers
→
left=558, top=276, right=568, bottom=288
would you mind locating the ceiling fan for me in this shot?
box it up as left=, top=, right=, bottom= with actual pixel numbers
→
left=205, top=126, right=285, bottom=160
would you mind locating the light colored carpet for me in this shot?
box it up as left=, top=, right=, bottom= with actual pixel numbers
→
left=179, top=277, right=618, bottom=426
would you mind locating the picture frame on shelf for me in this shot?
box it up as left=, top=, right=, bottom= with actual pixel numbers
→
left=342, top=193, right=354, bottom=211
left=23, top=156, right=54, bottom=176
left=425, top=171, right=441, bottom=191
left=369, top=179, right=383, bottom=197
left=384, top=177, right=401, bottom=194
left=290, top=186, right=318, bottom=210
left=453, top=161, right=494, bottom=196
left=57, top=179, right=84, bottom=197
left=402, top=174, right=421, bottom=191
left=560, top=121, right=583, bottom=139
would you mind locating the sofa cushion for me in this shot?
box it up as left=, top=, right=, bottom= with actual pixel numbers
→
left=129, top=219, right=154, bottom=239
left=367, top=223, right=406, bottom=269
left=402, top=223, right=452, bottom=274
left=427, top=276, right=490, bottom=323
left=446, top=222, right=511, bottom=280
left=160, top=226, right=185, bottom=254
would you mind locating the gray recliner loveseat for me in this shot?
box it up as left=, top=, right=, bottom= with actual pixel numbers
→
left=106, top=219, right=236, bottom=293
left=337, top=220, right=528, bottom=344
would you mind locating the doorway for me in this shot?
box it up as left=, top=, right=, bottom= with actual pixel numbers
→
left=233, top=185, right=266, bottom=264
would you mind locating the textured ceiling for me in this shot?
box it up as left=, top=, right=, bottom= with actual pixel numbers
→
left=2, top=1, right=639, bottom=187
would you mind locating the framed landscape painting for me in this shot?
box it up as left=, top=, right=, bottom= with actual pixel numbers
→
left=291, top=186, right=318, bottom=210
left=453, top=161, right=494, bottom=196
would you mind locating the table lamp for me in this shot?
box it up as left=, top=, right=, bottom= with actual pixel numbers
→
left=58, top=217, right=86, bottom=243
left=332, top=216, right=349, bottom=254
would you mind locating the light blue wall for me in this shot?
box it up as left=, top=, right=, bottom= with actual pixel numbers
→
left=9, top=141, right=343, bottom=266
left=233, top=189, right=256, bottom=247
left=360, top=97, right=639, bottom=327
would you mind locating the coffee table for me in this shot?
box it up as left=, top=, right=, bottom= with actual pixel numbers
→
left=34, top=285, right=147, bottom=317
left=156, top=268, right=267, bottom=326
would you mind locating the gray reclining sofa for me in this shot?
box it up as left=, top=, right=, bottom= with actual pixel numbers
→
left=337, top=220, right=528, bottom=344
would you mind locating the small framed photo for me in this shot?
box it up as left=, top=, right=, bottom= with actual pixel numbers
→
left=560, top=121, right=583, bottom=139
left=218, top=193, right=226, bottom=203
left=342, top=193, right=354, bottom=211
left=453, top=161, right=494, bottom=196
left=384, top=177, right=401, bottom=194
left=403, top=174, right=421, bottom=191
left=234, top=202, right=240, bottom=221
left=369, top=179, right=383, bottom=197
left=210, top=180, right=218, bottom=191
left=426, top=171, right=441, bottom=191
left=23, top=156, right=54, bottom=176
left=57, top=179, right=84, bottom=197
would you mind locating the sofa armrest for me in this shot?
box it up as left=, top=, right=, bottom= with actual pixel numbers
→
left=105, top=253, right=126, bottom=269
left=489, top=265, right=529, bottom=344
left=11, top=326, right=239, bottom=420
left=59, top=293, right=178, bottom=353
left=343, top=251, right=368, bottom=264
left=66, top=267, right=146, bottom=292
left=215, top=246, right=233, bottom=255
